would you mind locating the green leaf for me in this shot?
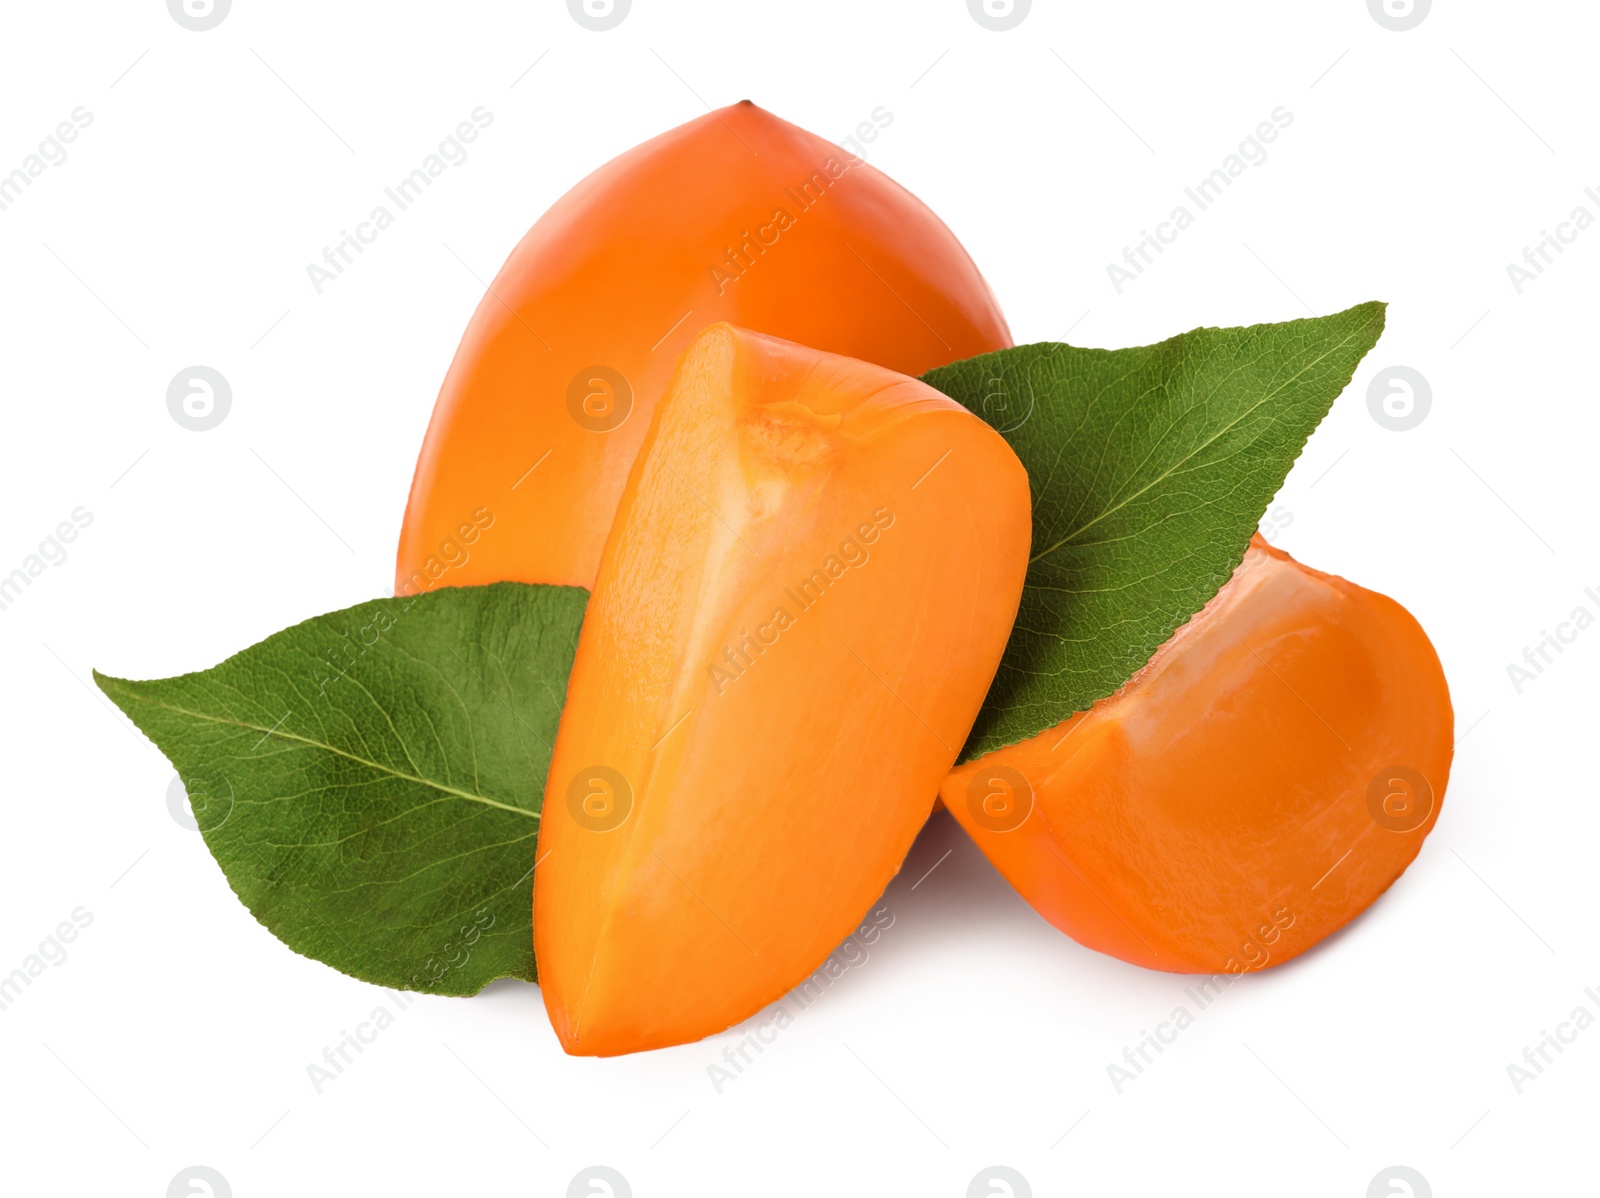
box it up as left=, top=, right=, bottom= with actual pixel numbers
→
left=922, top=301, right=1386, bottom=761
left=96, top=582, right=587, bottom=995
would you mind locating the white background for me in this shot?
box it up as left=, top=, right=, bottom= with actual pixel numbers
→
left=0, top=1, right=1593, bottom=1195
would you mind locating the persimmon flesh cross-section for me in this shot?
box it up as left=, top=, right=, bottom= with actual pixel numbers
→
left=944, top=537, right=1453, bottom=975
left=397, top=101, right=1011, bottom=593
left=535, top=325, right=1030, bottom=1055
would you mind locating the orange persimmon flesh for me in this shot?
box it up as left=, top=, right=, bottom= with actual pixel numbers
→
left=397, top=101, right=1011, bottom=593
left=943, top=536, right=1453, bottom=975
left=535, top=324, right=1030, bottom=1055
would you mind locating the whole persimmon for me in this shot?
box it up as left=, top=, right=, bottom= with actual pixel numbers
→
left=943, top=536, right=1453, bottom=975
left=397, top=101, right=1010, bottom=593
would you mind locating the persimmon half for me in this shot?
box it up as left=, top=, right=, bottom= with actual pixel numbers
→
left=534, top=324, right=1030, bottom=1056
left=397, top=101, right=1011, bottom=594
left=943, top=536, right=1453, bottom=975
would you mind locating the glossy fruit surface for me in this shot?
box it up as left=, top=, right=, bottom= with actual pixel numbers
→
left=535, top=324, right=1030, bottom=1055
left=942, top=536, right=1453, bottom=975
left=397, top=101, right=1011, bottom=593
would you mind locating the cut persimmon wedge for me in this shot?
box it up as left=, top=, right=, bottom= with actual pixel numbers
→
left=397, top=101, right=1011, bottom=594
left=535, top=324, right=1030, bottom=1055
left=943, top=536, right=1453, bottom=975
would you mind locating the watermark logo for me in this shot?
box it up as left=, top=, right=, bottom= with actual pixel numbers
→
left=167, top=773, right=198, bottom=830
left=1367, top=1165, right=1431, bottom=1197
left=408, top=908, right=495, bottom=990
left=568, top=0, right=630, bottom=31
left=567, top=766, right=633, bottom=832
left=707, top=109, right=892, bottom=297
left=966, top=765, right=1033, bottom=832
left=305, top=109, right=494, bottom=294
left=168, top=1166, right=231, bottom=1197
left=968, top=0, right=1031, bottom=32
left=1505, top=190, right=1599, bottom=294
left=568, top=1166, right=631, bottom=1197
left=1366, top=766, right=1433, bottom=832
left=1366, top=366, right=1430, bottom=431
left=1106, top=907, right=1294, bottom=1092
left=169, top=0, right=230, bottom=32
left=0, top=108, right=94, bottom=215
left=0, top=907, right=95, bottom=1014
left=1106, top=108, right=1294, bottom=293
left=1506, top=984, right=1600, bottom=1094
left=567, top=366, right=633, bottom=432
left=1505, top=588, right=1599, bottom=694
left=167, top=773, right=235, bottom=832
left=1367, top=0, right=1430, bottom=32
left=397, top=505, right=497, bottom=598
left=168, top=366, right=231, bottom=431
left=713, top=508, right=895, bottom=697
left=305, top=992, right=417, bottom=1094
left=979, top=376, right=1035, bottom=433
left=968, top=1165, right=1031, bottom=1197
left=706, top=905, right=894, bottom=1092
left=1259, top=503, right=1294, bottom=541
left=0, top=507, right=94, bottom=615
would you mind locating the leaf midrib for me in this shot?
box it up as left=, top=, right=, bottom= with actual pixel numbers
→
left=101, top=681, right=539, bottom=821
left=1027, top=323, right=1368, bottom=565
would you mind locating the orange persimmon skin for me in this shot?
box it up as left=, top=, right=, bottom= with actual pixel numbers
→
left=535, top=325, right=1030, bottom=1056
left=943, top=537, right=1453, bottom=975
left=396, top=101, right=1011, bottom=593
